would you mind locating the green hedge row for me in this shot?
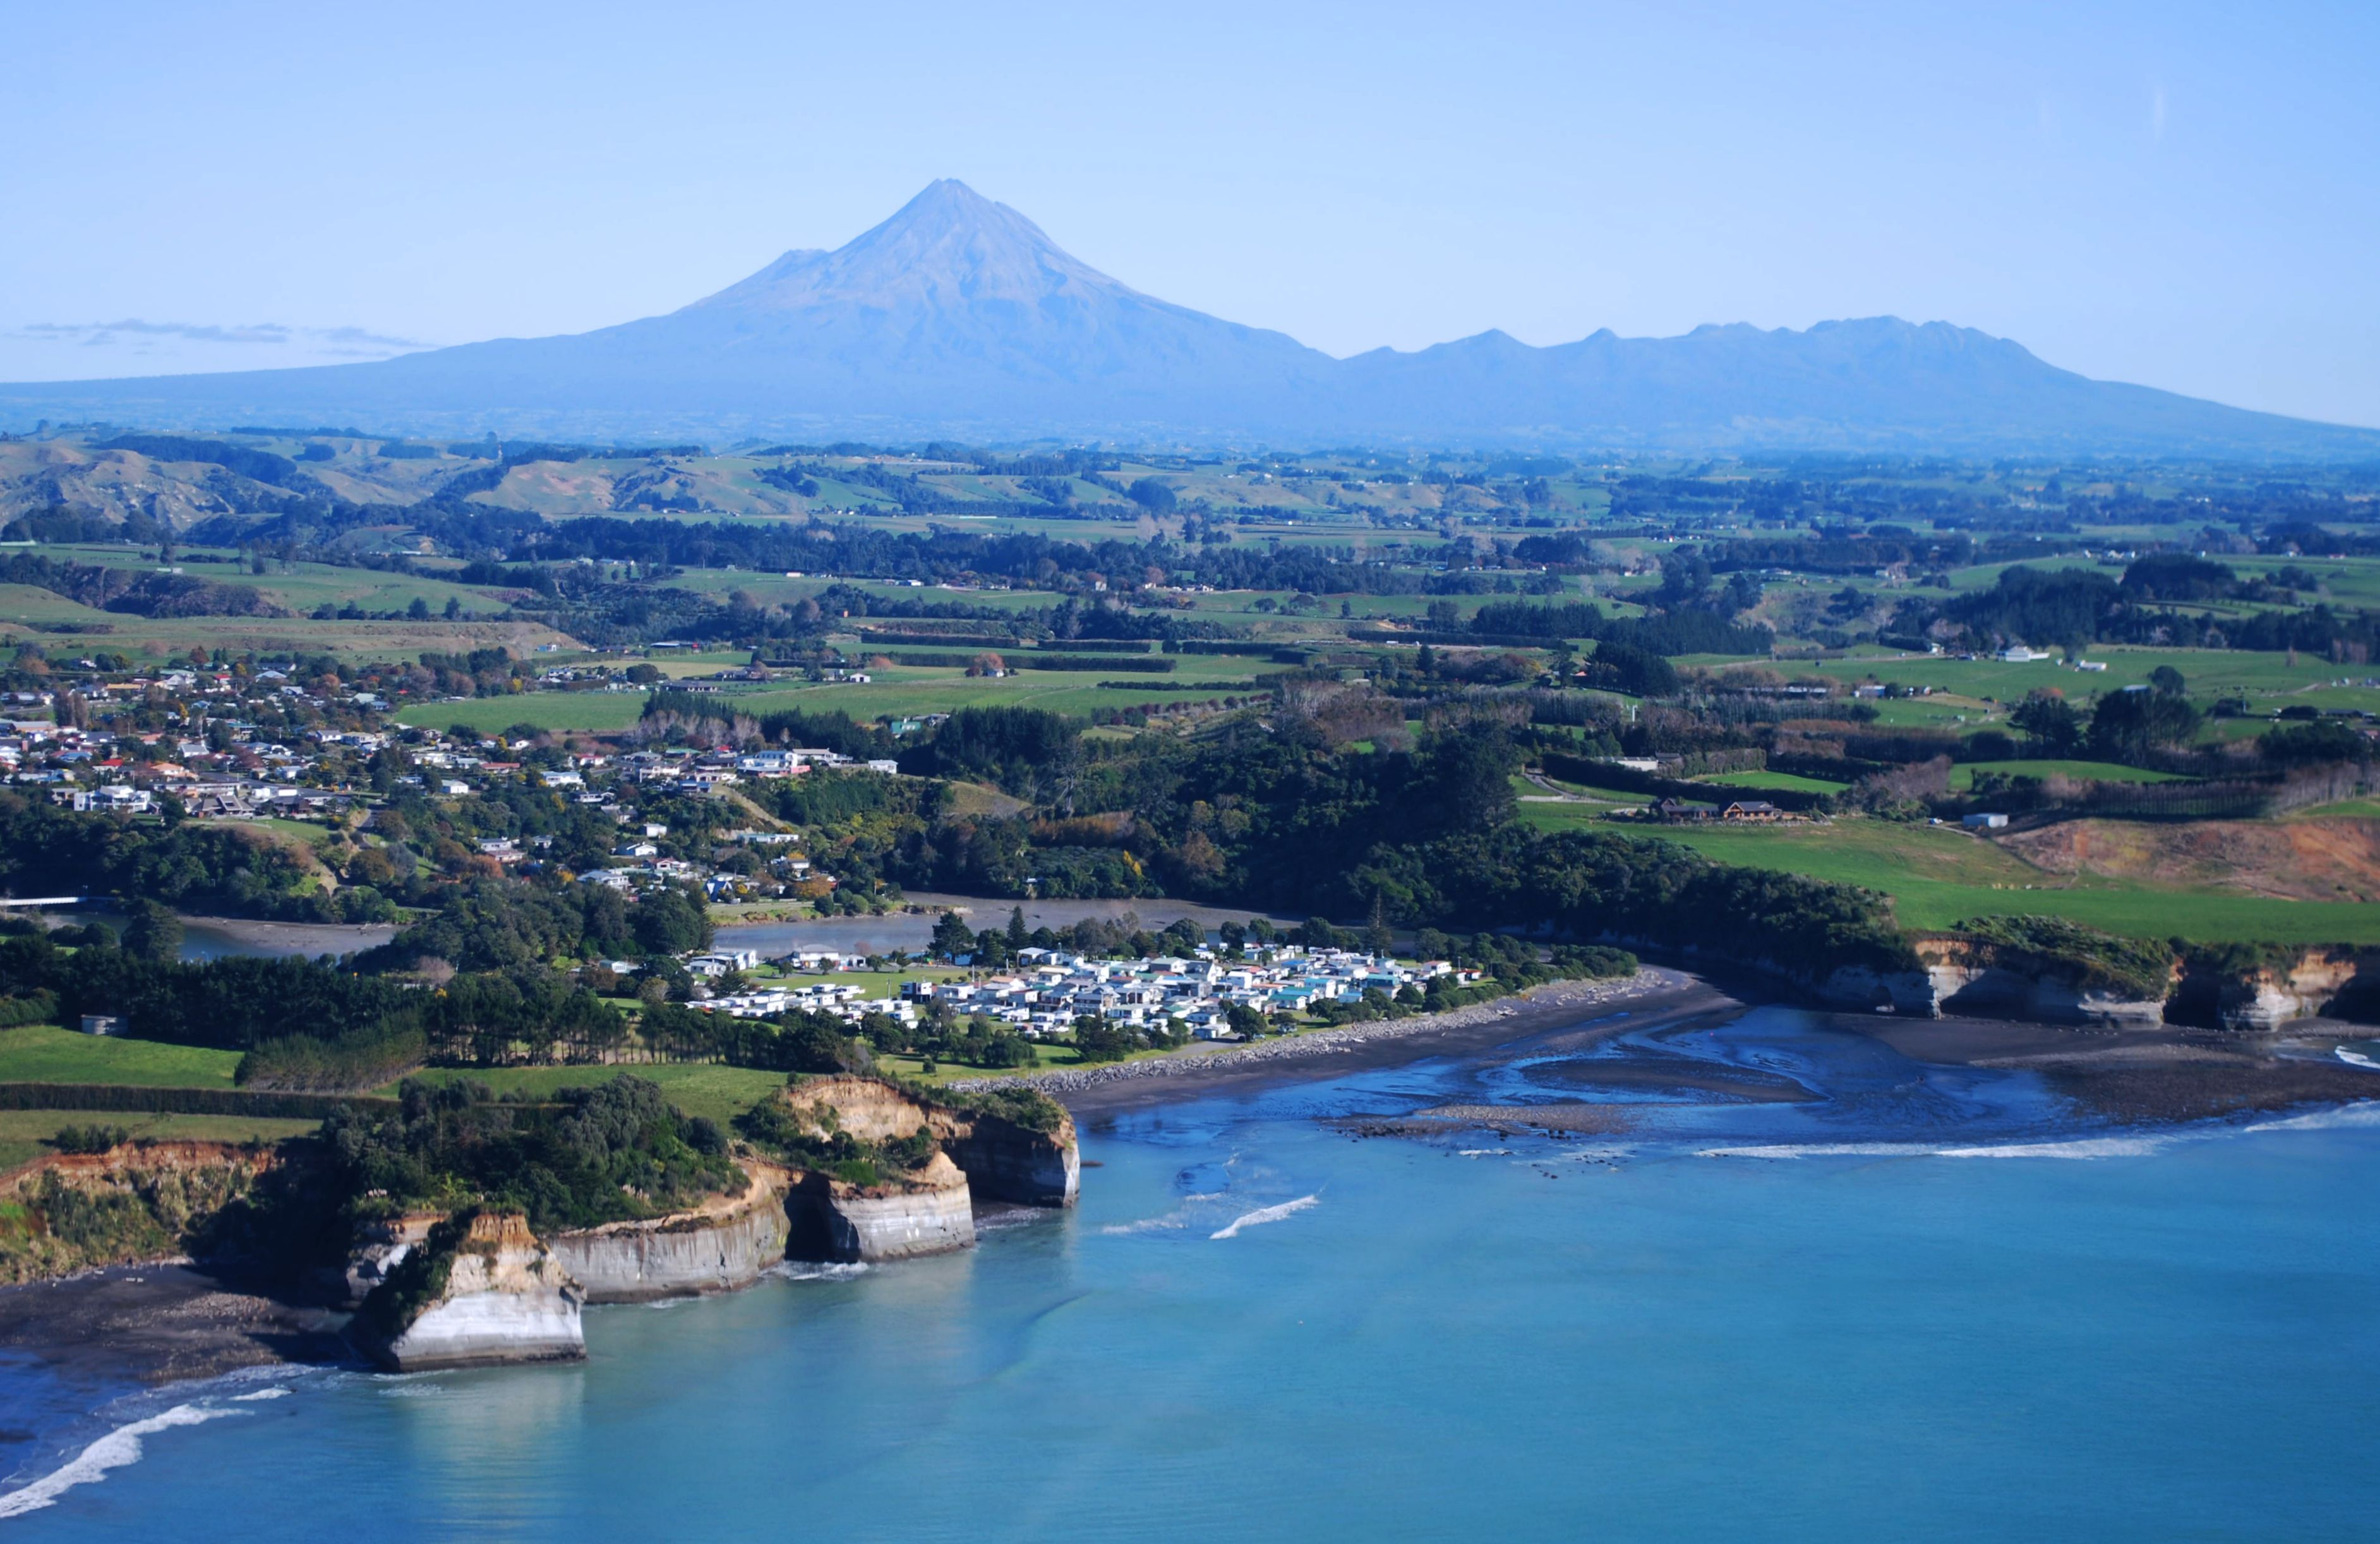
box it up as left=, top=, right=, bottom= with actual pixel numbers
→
left=876, top=650, right=1175, bottom=673
left=0, top=1082, right=398, bottom=1119
left=1021, top=654, right=1173, bottom=672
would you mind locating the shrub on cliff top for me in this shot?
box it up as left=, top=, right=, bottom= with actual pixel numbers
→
left=1956, top=915, right=2176, bottom=1001
left=48, top=1123, right=131, bottom=1155
left=322, top=1076, right=742, bottom=1233
left=938, top=1083, right=1066, bottom=1137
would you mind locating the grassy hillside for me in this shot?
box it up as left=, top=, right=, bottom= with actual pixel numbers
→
left=1513, top=807, right=2380, bottom=944
left=0, top=1026, right=244, bottom=1088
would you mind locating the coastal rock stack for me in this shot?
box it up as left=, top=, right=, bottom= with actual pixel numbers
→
left=325, top=1212, right=441, bottom=1308
left=781, top=1075, right=1081, bottom=1206
left=934, top=1101, right=1080, bottom=1207
left=352, top=1210, right=586, bottom=1372
left=788, top=1151, right=977, bottom=1263
left=772, top=1077, right=1079, bottom=1264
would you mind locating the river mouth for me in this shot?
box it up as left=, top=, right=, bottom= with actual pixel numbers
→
left=1308, top=999, right=2380, bottom=1154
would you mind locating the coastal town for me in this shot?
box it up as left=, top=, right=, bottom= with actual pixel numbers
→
left=0, top=653, right=886, bottom=912
left=0, top=651, right=1491, bottom=1065
left=690, top=941, right=1468, bottom=1042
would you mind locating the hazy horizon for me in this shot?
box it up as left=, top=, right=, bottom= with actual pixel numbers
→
left=4, top=1, right=2376, bottom=429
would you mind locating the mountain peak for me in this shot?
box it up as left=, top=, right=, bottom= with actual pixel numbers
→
left=887, top=178, right=1014, bottom=231
left=692, top=178, right=1119, bottom=316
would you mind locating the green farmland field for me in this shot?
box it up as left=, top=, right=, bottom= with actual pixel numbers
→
left=0, top=1025, right=243, bottom=1088
left=1512, top=807, right=2380, bottom=944
left=397, top=692, right=651, bottom=734
left=1698, top=769, right=1851, bottom=794
left=388, top=1063, right=790, bottom=1126
left=1803, top=645, right=2377, bottom=711
left=1947, top=759, right=2187, bottom=790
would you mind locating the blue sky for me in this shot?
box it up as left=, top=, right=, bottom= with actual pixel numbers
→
left=4, top=0, right=2376, bottom=426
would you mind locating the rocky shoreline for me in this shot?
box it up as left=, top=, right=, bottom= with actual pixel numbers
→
left=0, top=1075, right=1085, bottom=1385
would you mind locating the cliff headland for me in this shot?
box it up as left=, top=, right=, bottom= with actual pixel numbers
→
left=0, top=1074, right=1080, bottom=1379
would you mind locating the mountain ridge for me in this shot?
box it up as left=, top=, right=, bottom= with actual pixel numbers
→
left=4, top=179, right=2372, bottom=457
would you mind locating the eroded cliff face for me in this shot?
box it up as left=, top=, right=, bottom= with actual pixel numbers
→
left=0, top=1082, right=1087, bottom=1373
left=1816, top=965, right=1947, bottom=1018
left=1893, top=938, right=2380, bottom=1030
left=0, top=1142, right=282, bottom=1285
left=352, top=1210, right=584, bottom=1372
left=764, top=1077, right=1075, bottom=1264
left=1925, top=964, right=2168, bottom=1027
left=780, top=1076, right=1079, bottom=1207
left=789, top=1151, right=977, bottom=1264
left=1892, top=938, right=2172, bottom=1026
left=937, top=1106, right=1079, bottom=1207
left=2170, top=948, right=2375, bottom=1032
left=550, top=1162, right=792, bottom=1303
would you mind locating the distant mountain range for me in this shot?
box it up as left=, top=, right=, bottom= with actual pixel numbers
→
left=6, top=179, right=2374, bottom=457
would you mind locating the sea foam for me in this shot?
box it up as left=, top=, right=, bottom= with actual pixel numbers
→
left=0, top=1402, right=242, bottom=1519
left=1935, top=1136, right=2173, bottom=1160
left=768, top=1261, right=870, bottom=1283
left=2244, top=1101, right=2380, bottom=1135
left=1211, top=1195, right=1320, bottom=1239
left=1697, top=1142, right=1940, bottom=1160
left=1699, top=1137, right=2172, bottom=1161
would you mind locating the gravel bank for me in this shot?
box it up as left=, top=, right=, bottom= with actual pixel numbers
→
left=951, top=968, right=1696, bottom=1101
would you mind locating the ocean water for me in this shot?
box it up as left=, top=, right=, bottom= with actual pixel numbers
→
left=4, top=1006, right=2377, bottom=1541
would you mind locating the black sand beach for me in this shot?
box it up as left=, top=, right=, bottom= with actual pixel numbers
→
left=0, top=1264, right=348, bottom=1389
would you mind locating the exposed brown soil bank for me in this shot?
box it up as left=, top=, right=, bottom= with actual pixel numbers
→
left=1997, top=816, right=2380, bottom=902
left=0, top=1142, right=284, bottom=1286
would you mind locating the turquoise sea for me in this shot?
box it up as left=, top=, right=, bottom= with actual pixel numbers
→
left=3, top=1005, right=2377, bottom=1540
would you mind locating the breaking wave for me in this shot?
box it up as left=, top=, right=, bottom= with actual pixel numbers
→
left=1698, top=1142, right=1945, bottom=1160
left=0, top=1402, right=242, bottom=1519
left=1210, top=1195, right=1319, bottom=1239
left=1702, top=1103, right=2380, bottom=1162
left=1935, top=1137, right=2174, bottom=1160
left=1099, top=1192, right=1225, bottom=1236
left=767, top=1261, right=870, bottom=1283
left=2244, top=1102, right=2380, bottom=1135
